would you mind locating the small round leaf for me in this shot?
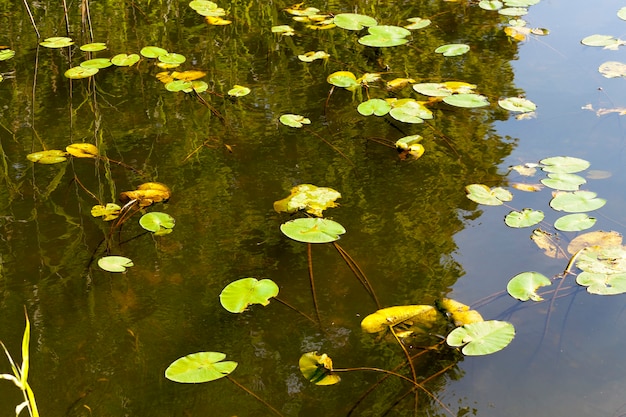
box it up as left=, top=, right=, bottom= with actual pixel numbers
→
left=219, top=278, right=279, bottom=313
left=507, top=272, right=551, bottom=301
left=98, top=256, right=134, bottom=272
left=280, top=218, right=346, bottom=243
left=447, top=320, right=515, bottom=356
left=139, top=212, right=175, bottom=235
left=165, top=352, right=237, bottom=383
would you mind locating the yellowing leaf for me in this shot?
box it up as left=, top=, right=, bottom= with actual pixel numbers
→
left=298, top=352, right=341, bottom=385
left=66, top=143, right=98, bottom=158
left=205, top=16, right=232, bottom=25
left=361, top=305, right=437, bottom=333
left=436, top=298, right=483, bottom=326
left=172, top=70, right=207, bottom=81
left=156, top=71, right=175, bottom=84
left=511, top=182, right=543, bottom=192
left=273, top=184, right=341, bottom=217
left=120, top=182, right=171, bottom=208
left=91, top=203, right=122, bottom=221
left=567, top=230, right=623, bottom=256
left=531, top=229, right=567, bottom=259
left=386, top=78, right=415, bottom=90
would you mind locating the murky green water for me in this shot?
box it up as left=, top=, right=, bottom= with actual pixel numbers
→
left=1, top=0, right=625, bottom=416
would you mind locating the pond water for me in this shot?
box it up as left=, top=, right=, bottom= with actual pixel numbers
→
left=1, top=0, right=626, bottom=416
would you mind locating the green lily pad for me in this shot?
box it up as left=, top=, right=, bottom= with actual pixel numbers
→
left=554, top=213, right=596, bottom=232
left=504, top=208, right=544, bottom=228
left=479, top=0, right=503, bottom=10
left=361, top=305, right=438, bottom=333
left=80, top=58, right=112, bottom=69
left=165, top=351, right=237, bottom=383
left=549, top=191, right=606, bottom=213
left=139, top=212, right=175, bottom=235
left=158, top=53, right=186, bottom=65
left=64, top=66, right=99, bottom=79
left=333, top=13, right=377, bottom=31
left=271, top=25, right=295, bottom=36
left=540, top=156, right=590, bottom=173
left=26, top=149, right=68, bottom=164
left=498, top=97, right=536, bottom=112
left=404, top=17, right=431, bottom=30
left=140, top=46, right=168, bottom=58
left=189, top=0, right=225, bottom=16
left=327, top=71, right=359, bottom=89
left=219, top=278, right=279, bottom=313
left=165, top=80, right=193, bottom=92
left=443, top=93, right=489, bottom=108
left=98, top=256, right=134, bottom=272
left=465, top=184, right=513, bottom=205
left=0, top=49, right=16, bottom=61
left=273, top=184, right=341, bottom=217
left=227, top=85, right=251, bottom=97
left=40, top=36, right=74, bottom=48
left=412, top=83, right=452, bottom=97
left=111, top=53, right=140, bottom=66
left=576, top=246, right=626, bottom=275
left=389, top=100, right=433, bottom=123
left=279, top=114, right=311, bottom=128
left=359, top=25, right=411, bottom=47
left=357, top=99, right=391, bottom=116
left=299, top=352, right=340, bottom=385
left=541, top=173, right=586, bottom=191
left=91, top=203, right=122, bottom=221
left=507, top=271, right=551, bottom=301
left=446, top=320, right=515, bottom=356
left=619, top=7, right=626, bottom=21
left=498, top=7, right=528, bottom=16
left=298, top=51, right=330, bottom=62
left=183, top=80, right=209, bottom=93
left=280, top=218, right=346, bottom=243
left=576, top=271, right=626, bottom=295
left=504, top=0, right=540, bottom=6
left=80, top=42, right=107, bottom=52
left=581, top=34, right=625, bottom=49
left=435, top=43, right=470, bottom=56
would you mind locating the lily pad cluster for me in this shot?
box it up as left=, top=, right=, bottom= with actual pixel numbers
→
left=580, top=9, right=626, bottom=78
left=189, top=0, right=232, bottom=25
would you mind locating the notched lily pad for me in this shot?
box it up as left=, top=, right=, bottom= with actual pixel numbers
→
left=280, top=218, right=345, bottom=243
left=65, top=66, right=99, bottom=79
left=333, top=13, right=377, bottom=30
left=98, top=256, right=134, bottom=272
left=27, top=150, right=68, bottom=164
left=299, top=352, right=340, bottom=385
left=435, top=43, right=470, bottom=56
left=165, top=351, right=237, bottom=383
left=549, top=191, right=606, bottom=213
left=279, top=113, right=311, bottom=128
left=40, top=36, right=73, bottom=48
left=504, top=208, right=544, bottom=228
left=465, top=184, right=512, bottom=205
left=554, top=213, right=596, bottom=232
left=219, top=278, right=279, bottom=313
left=498, top=97, right=536, bottom=112
left=111, top=53, right=140, bottom=66
left=227, top=85, right=251, bottom=97
left=273, top=184, right=341, bottom=217
left=507, top=271, right=551, bottom=301
left=91, top=203, right=122, bottom=221
left=443, top=93, right=489, bottom=108
left=540, top=156, right=590, bottom=173
left=446, top=320, right=515, bottom=356
left=139, top=212, right=175, bottom=235
left=66, top=143, right=98, bottom=158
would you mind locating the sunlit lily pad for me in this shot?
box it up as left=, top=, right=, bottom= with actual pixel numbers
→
left=567, top=231, right=623, bottom=255
left=549, top=191, right=606, bottom=213
left=435, top=43, right=470, bottom=56
left=0, top=49, right=16, bottom=61
left=182, top=80, right=208, bottom=93
left=479, top=0, right=503, bottom=10
left=298, top=51, right=330, bottom=62
left=98, top=256, right=134, bottom=272
left=446, top=320, right=515, bottom=356
left=443, top=93, right=489, bottom=108
left=66, top=143, right=98, bottom=158
left=139, top=212, right=175, bottom=235
left=504, top=208, right=544, bottom=228
left=91, top=203, right=121, bottom=221
left=361, top=305, right=438, bottom=333
left=271, top=25, right=295, bottom=36
left=598, top=61, right=626, bottom=79
left=140, top=46, right=168, bottom=58
left=541, top=173, right=586, bottom=191
left=64, top=66, right=99, bottom=79
left=507, top=271, right=551, bottom=301
left=111, top=53, right=140, bottom=66
left=119, top=182, right=171, bottom=208
left=576, top=271, right=626, bottom=295
left=165, top=80, right=193, bottom=92
left=279, top=114, right=311, bottom=128
left=359, top=25, right=411, bottom=47
left=554, top=213, right=596, bottom=232
left=165, top=351, right=237, bottom=383
left=327, top=71, right=359, bottom=89
left=404, top=17, right=431, bottom=30
left=498, top=97, right=536, bottom=112
left=80, top=58, right=112, bottom=69
left=576, top=246, right=626, bottom=275
left=158, top=53, right=186, bottom=65
left=389, top=100, right=431, bottom=123
left=219, top=278, right=279, bottom=313
left=581, top=34, right=626, bottom=50
left=80, top=42, right=107, bottom=52
left=465, top=184, right=512, bottom=205
left=498, top=7, right=528, bottom=16
left=357, top=99, right=391, bottom=116
left=273, top=184, right=341, bottom=217
left=333, top=13, right=377, bottom=31
left=436, top=298, right=484, bottom=326
left=27, top=150, right=68, bottom=164
left=227, top=85, right=251, bottom=97
left=504, top=0, right=540, bottom=6
left=540, top=156, right=590, bottom=173
left=40, top=36, right=73, bottom=48
left=619, top=7, right=626, bottom=21
left=299, top=352, right=340, bottom=385
left=280, top=218, right=345, bottom=243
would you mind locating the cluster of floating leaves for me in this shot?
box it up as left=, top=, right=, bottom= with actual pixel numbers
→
left=580, top=8, right=626, bottom=79
left=189, top=0, right=232, bottom=25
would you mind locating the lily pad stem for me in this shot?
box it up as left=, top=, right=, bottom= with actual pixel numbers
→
left=226, top=376, right=284, bottom=417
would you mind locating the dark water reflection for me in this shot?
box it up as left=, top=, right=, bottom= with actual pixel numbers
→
left=1, top=0, right=623, bottom=416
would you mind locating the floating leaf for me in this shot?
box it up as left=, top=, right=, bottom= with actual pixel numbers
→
left=357, top=99, right=391, bottom=116
left=479, top=0, right=503, bottom=10
left=64, top=66, right=99, bottom=79
left=119, top=182, right=171, bottom=208
left=361, top=305, right=438, bottom=333
left=327, top=71, right=359, bottom=89
left=273, top=184, right=341, bottom=217
left=443, top=93, right=489, bottom=108
left=465, top=184, right=512, bottom=205
left=219, top=278, right=279, bottom=313
left=139, top=212, right=175, bottom=235
left=576, top=246, right=626, bottom=275
left=541, top=173, right=586, bottom=191
left=511, top=183, right=542, bottom=192
left=189, top=0, right=222, bottom=15
left=279, top=113, right=311, bottom=128
left=280, top=218, right=345, bottom=243
left=386, top=78, right=415, bottom=90
left=436, top=298, right=483, bottom=326
left=165, top=352, right=237, bottom=383
left=510, top=164, right=537, bottom=176
left=554, top=213, right=596, bottom=232
left=498, top=97, right=536, bottom=112
left=40, top=36, right=73, bottom=48
left=0, top=49, right=16, bottom=61
left=182, top=81, right=208, bottom=93
left=26, top=150, right=68, bottom=164
left=111, top=53, right=140, bottom=66
left=389, top=100, right=432, bottom=123
left=165, top=80, right=193, bottom=92
left=271, top=25, right=295, bottom=36
left=205, top=16, right=231, bottom=25
left=435, top=43, right=470, bottom=56
left=140, top=46, right=168, bottom=58
left=446, top=320, right=515, bottom=356
left=227, top=85, right=251, bottom=97
left=98, top=256, right=134, bottom=272
left=576, top=271, right=626, bottom=295
left=298, top=51, right=330, bottom=62
left=80, top=58, right=112, bottom=69
left=504, top=0, right=540, bottom=6
left=567, top=231, right=622, bottom=255
left=172, top=70, right=206, bottom=81
left=581, top=34, right=625, bottom=49
left=504, top=208, right=544, bottom=228
left=498, top=7, right=528, bottom=16
left=66, top=143, right=98, bottom=158
left=158, top=53, right=186, bottom=65
left=91, top=203, right=121, bottom=221
left=299, top=352, right=340, bottom=385
left=404, top=17, right=431, bottom=30
left=531, top=229, right=566, bottom=259
left=80, top=42, right=107, bottom=52
left=549, top=191, right=606, bottom=213
left=599, top=61, right=626, bottom=79
left=540, top=156, right=590, bottom=173
left=333, top=13, right=377, bottom=30
left=395, top=135, right=425, bottom=159
left=359, top=25, right=411, bottom=48
left=507, top=272, right=551, bottom=301
left=619, top=6, right=626, bottom=21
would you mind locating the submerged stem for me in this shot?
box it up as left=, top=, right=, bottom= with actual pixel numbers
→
left=226, top=376, right=284, bottom=417
left=332, top=242, right=380, bottom=309
left=307, top=243, right=322, bottom=325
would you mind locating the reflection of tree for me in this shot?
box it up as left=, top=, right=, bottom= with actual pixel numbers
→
left=0, top=0, right=521, bottom=416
